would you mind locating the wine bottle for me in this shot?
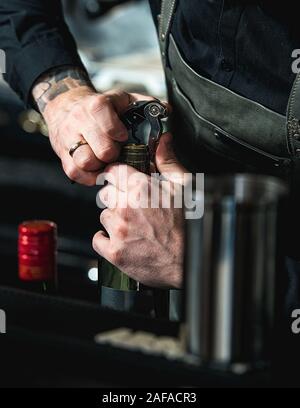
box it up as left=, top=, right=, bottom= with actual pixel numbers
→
left=99, top=144, right=157, bottom=314
left=18, top=220, right=57, bottom=294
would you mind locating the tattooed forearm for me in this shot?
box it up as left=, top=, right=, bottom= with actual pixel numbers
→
left=32, top=66, right=94, bottom=113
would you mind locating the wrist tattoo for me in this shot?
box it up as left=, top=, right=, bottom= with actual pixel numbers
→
left=32, top=66, right=94, bottom=113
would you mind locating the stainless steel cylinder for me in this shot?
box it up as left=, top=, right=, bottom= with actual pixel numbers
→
left=184, top=174, right=288, bottom=371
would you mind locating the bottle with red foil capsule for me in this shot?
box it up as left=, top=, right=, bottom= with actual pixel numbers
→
left=18, top=221, right=57, bottom=293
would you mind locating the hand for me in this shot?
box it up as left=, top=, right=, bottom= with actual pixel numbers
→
left=32, top=66, right=156, bottom=185
left=93, top=133, right=187, bottom=289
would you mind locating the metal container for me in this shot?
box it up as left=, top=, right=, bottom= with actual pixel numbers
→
left=184, top=174, right=288, bottom=371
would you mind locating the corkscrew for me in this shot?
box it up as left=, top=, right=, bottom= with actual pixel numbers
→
left=121, top=100, right=168, bottom=161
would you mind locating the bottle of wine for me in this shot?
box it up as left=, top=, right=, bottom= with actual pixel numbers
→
left=18, top=220, right=57, bottom=294
left=99, top=144, right=158, bottom=315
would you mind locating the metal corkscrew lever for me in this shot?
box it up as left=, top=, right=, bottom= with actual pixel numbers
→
left=121, top=100, right=168, bottom=161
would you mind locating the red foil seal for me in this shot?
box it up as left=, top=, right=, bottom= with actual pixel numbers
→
left=18, top=221, right=57, bottom=282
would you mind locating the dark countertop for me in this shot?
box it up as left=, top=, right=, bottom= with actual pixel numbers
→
left=0, top=286, right=271, bottom=388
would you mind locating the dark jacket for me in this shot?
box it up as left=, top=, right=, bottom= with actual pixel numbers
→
left=0, top=0, right=298, bottom=113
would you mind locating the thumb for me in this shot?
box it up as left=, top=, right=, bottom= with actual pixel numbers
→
left=93, top=230, right=111, bottom=259
left=104, top=89, right=158, bottom=115
left=155, top=133, right=187, bottom=183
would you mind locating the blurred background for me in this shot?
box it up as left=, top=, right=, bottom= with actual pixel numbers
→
left=0, top=0, right=165, bottom=302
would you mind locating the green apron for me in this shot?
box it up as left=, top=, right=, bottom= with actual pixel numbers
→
left=158, top=0, right=300, bottom=180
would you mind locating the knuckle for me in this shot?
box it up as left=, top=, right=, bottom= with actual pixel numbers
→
left=97, top=145, right=119, bottom=163
left=118, top=206, right=129, bottom=220
left=65, top=165, right=79, bottom=181
left=99, top=189, right=107, bottom=204
left=140, top=178, right=150, bottom=190
left=110, top=88, right=124, bottom=96
left=75, top=153, right=95, bottom=170
left=133, top=179, right=148, bottom=194
left=103, top=124, right=117, bottom=139
left=99, top=187, right=111, bottom=206
left=92, top=235, right=101, bottom=253
left=71, top=104, right=84, bottom=121
left=115, top=223, right=128, bottom=239
left=104, top=88, right=126, bottom=100
left=89, top=94, right=109, bottom=113
left=60, top=123, right=71, bottom=135
left=85, top=178, right=97, bottom=187
left=92, top=235, right=97, bottom=249
left=110, top=247, right=123, bottom=266
left=100, top=209, right=108, bottom=225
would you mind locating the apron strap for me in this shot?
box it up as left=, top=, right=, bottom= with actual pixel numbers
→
left=287, top=73, right=300, bottom=158
left=158, top=0, right=177, bottom=64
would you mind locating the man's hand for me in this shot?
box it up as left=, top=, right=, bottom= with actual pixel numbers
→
left=32, top=66, right=155, bottom=185
left=93, top=133, right=187, bottom=289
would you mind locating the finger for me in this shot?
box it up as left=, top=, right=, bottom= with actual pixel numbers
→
left=81, top=126, right=121, bottom=163
left=100, top=209, right=124, bottom=239
left=155, top=133, right=187, bottom=183
left=103, top=163, right=148, bottom=192
left=104, top=89, right=155, bottom=115
left=99, top=209, right=113, bottom=231
left=88, top=94, right=128, bottom=142
left=70, top=135, right=105, bottom=171
left=100, top=210, right=128, bottom=250
left=62, top=154, right=99, bottom=186
left=104, top=89, right=172, bottom=117
left=99, top=184, right=127, bottom=210
left=93, top=230, right=112, bottom=259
